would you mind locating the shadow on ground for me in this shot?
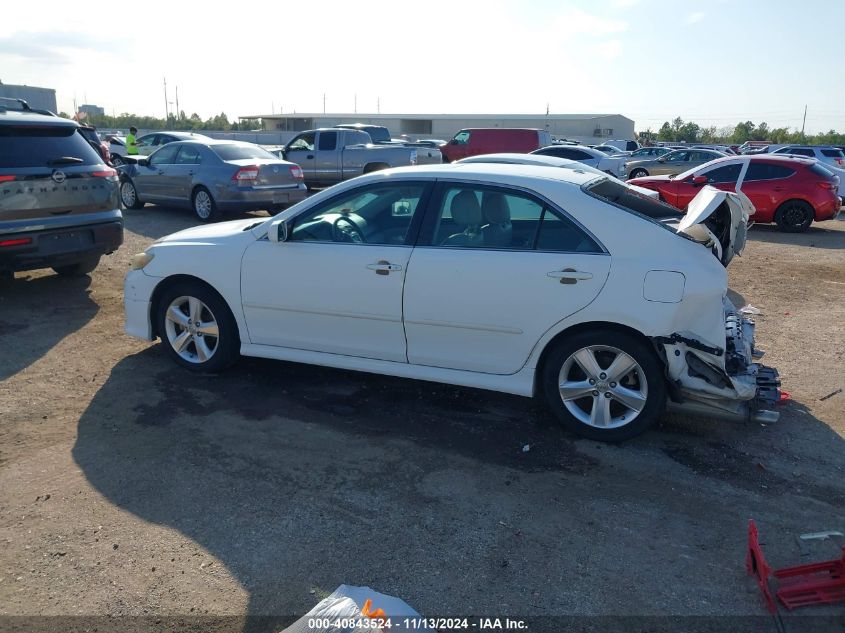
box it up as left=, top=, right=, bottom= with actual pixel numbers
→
left=72, top=348, right=845, bottom=631
left=747, top=222, right=845, bottom=250
left=0, top=274, right=98, bottom=380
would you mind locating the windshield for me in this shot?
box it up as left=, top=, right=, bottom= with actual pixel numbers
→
left=211, top=144, right=277, bottom=161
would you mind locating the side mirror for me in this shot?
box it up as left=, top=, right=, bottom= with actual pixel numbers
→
left=449, top=139, right=458, bottom=145
left=138, top=158, right=150, bottom=167
left=657, top=157, right=666, bottom=163
left=691, top=175, right=708, bottom=186
left=269, top=218, right=290, bottom=243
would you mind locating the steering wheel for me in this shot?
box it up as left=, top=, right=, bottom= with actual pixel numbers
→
left=332, top=216, right=365, bottom=243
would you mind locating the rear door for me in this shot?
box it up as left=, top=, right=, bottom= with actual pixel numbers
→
left=403, top=182, right=611, bottom=375
left=313, top=130, right=340, bottom=186
left=170, top=144, right=204, bottom=200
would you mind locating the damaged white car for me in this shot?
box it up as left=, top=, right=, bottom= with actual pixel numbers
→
left=123, top=163, right=780, bottom=441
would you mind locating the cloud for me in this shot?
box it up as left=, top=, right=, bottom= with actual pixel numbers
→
left=685, top=12, right=705, bottom=25
left=0, top=31, right=120, bottom=65
left=596, top=40, right=623, bottom=60
left=550, top=9, right=628, bottom=36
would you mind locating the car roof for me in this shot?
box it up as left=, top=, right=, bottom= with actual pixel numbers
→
left=0, top=110, right=77, bottom=127
left=698, top=154, right=816, bottom=168
left=370, top=162, right=603, bottom=188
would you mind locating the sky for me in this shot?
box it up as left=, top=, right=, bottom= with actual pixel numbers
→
left=1, top=0, right=843, bottom=134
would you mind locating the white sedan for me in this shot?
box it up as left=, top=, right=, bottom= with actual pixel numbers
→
left=124, top=164, right=780, bottom=441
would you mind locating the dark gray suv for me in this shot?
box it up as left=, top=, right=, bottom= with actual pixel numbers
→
left=0, top=102, right=123, bottom=279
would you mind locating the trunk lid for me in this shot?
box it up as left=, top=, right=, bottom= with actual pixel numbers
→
left=678, top=185, right=753, bottom=266
left=227, top=159, right=301, bottom=187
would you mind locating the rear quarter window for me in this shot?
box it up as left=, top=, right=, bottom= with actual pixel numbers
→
left=821, top=149, right=844, bottom=158
left=585, top=179, right=682, bottom=222
left=0, top=125, right=103, bottom=168
left=809, top=163, right=835, bottom=179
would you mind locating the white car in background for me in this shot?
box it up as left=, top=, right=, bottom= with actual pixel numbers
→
left=124, top=163, right=780, bottom=442
left=456, top=153, right=661, bottom=199
left=531, top=144, right=628, bottom=177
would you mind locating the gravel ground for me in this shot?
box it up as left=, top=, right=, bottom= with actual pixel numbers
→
left=1, top=205, right=843, bottom=632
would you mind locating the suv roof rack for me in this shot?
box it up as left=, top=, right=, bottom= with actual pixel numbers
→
left=0, top=97, right=57, bottom=117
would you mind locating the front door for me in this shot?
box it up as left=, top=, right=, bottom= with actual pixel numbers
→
left=170, top=144, right=203, bottom=200
left=240, top=181, right=431, bottom=362
left=284, top=132, right=317, bottom=183
left=313, top=130, right=341, bottom=187
left=403, top=182, right=611, bottom=375
left=133, top=143, right=180, bottom=201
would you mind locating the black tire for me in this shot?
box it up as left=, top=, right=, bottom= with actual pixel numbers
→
left=629, top=168, right=649, bottom=179
left=774, top=199, right=814, bottom=233
left=53, top=256, right=100, bottom=277
left=541, top=329, right=666, bottom=442
left=155, top=281, right=239, bottom=373
left=120, top=179, right=143, bottom=210
left=192, top=186, right=218, bottom=222
left=111, top=155, right=125, bottom=167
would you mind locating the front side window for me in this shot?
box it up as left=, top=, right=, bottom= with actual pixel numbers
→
left=149, top=144, right=180, bottom=165
left=290, top=183, right=427, bottom=246
left=428, top=184, right=601, bottom=253
left=288, top=132, right=316, bottom=152
left=136, top=135, right=156, bottom=148
left=701, top=163, right=741, bottom=184
left=453, top=131, right=471, bottom=145
left=665, top=151, right=689, bottom=162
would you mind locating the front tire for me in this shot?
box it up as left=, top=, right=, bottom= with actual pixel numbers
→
left=120, top=179, right=143, bottom=209
left=774, top=199, right=814, bottom=232
left=53, top=256, right=100, bottom=277
left=192, top=187, right=218, bottom=222
left=155, top=282, right=239, bottom=372
left=111, top=155, right=125, bottom=167
left=629, top=168, right=649, bottom=179
left=542, top=329, right=666, bottom=442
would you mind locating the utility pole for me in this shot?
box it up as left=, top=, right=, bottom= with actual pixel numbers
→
left=175, top=86, right=180, bottom=118
left=354, top=93, right=357, bottom=114
left=377, top=97, right=380, bottom=114
left=323, top=93, right=326, bottom=114
left=801, top=104, right=807, bottom=137
left=271, top=100, right=275, bottom=114
left=163, top=77, right=168, bottom=120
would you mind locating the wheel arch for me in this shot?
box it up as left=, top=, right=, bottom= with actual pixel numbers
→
left=149, top=274, right=236, bottom=340
left=532, top=320, right=663, bottom=397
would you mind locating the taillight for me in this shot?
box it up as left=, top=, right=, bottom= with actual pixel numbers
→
left=0, top=175, right=16, bottom=183
left=232, top=166, right=260, bottom=183
left=289, top=165, right=304, bottom=181
left=0, top=237, right=32, bottom=247
left=92, top=168, right=118, bottom=181
left=817, top=181, right=837, bottom=190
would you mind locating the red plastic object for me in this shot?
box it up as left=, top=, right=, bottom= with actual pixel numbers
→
left=747, top=520, right=845, bottom=612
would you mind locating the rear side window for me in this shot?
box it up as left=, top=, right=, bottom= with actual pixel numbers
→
left=211, top=144, right=276, bottom=161
left=809, top=163, right=835, bottom=178
left=0, top=125, right=103, bottom=168
left=586, top=179, right=682, bottom=221
left=821, top=149, right=844, bottom=158
left=318, top=131, right=338, bottom=151
left=175, top=145, right=202, bottom=165
left=745, top=163, right=796, bottom=181
left=789, top=148, right=814, bottom=157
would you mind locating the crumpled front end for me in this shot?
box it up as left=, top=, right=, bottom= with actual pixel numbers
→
left=657, top=296, right=781, bottom=423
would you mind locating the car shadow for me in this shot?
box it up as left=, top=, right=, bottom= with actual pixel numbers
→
left=747, top=222, right=845, bottom=250
left=124, top=205, right=273, bottom=241
left=0, top=274, right=98, bottom=381
left=72, top=347, right=845, bottom=629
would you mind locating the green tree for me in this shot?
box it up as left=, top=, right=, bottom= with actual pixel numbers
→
left=657, top=121, right=674, bottom=141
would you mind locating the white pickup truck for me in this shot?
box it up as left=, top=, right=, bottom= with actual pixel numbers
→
left=283, top=128, right=442, bottom=188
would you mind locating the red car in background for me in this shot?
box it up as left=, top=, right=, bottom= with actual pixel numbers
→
left=628, top=155, right=840, bottom=232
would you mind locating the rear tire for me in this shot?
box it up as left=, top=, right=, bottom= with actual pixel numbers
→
left=53, top=256, right=101, bottom=277
left=774, top=199, right=814, bottom=232
left=111, top=155, right=125, bottom=167
left=541, top=329, right=666, bottom=442
left=155, top=281, right=239, bottom=372
left=629, top=168, right=649, bottom=179
left=192, top=187, right=218, bottom=222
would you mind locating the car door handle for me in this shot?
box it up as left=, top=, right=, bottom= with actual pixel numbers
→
left=306, top=154, right=314, bottom=159
left=187, top=171, right=195, bottom=176
left=157, top=170, right=164, bottom=175
left=547, top=268, right=593, bottom=284
left=367, top=261, right=403, bottom=275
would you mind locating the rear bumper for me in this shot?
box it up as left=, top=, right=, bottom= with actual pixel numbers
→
left=215, top=183, right=308, bottom=211
left=816, top=195, right=841, bottom=221
left=0, top=216, right=123, bottom=273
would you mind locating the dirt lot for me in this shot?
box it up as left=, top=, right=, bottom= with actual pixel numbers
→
left=1, top=205, right=844, bottom=631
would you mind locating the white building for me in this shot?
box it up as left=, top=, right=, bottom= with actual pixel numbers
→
left=244, top=112, right=635, bottom=144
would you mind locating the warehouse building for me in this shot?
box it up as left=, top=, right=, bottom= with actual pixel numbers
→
left=0, top=82, right=57, bottom=113
left=244, top=112, right=635, bottom=144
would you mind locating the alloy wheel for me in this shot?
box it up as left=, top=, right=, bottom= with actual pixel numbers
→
left=163, top=296, right=220, bottom=364
left=120, top=181, right=136, bottom=208
left=194, top=191, right=212, bottom=220
left=557, top=345, right=648, bottom=429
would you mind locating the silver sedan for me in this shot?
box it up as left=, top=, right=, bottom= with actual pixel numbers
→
left=117, top=140, right=308, bottom=221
